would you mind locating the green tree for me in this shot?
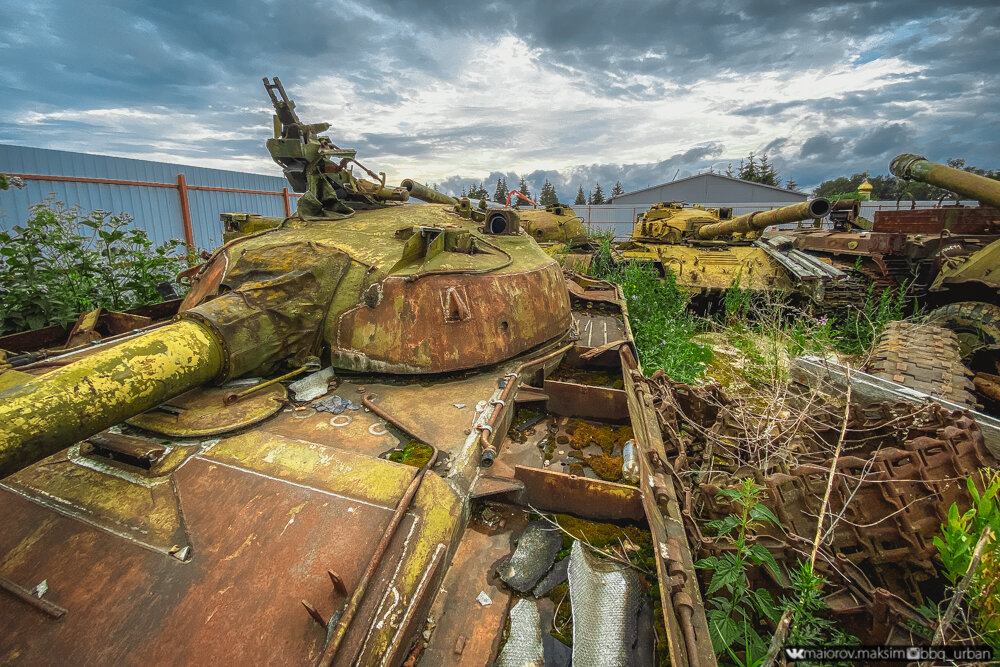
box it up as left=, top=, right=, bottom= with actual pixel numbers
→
left=738, top=153, right=758, bottom=182
left=539, top=179, right=559, bottom=206
left=610, top=180, right=625, bottom=199
left=517, top=176, right=532, bottom=202
left=590, top=183, right=606, bottom=205
left=785, top=179, right=799, bottom=191
left=493, top=177, right=508, bottom=204
left=757, top=153, right=779, bottom=186
left=574, top=185, right=586, bottom=205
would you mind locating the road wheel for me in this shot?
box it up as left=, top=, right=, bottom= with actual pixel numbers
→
left=925, top=301, right=1000, bottom=357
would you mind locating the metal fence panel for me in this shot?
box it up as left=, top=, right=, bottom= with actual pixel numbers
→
left=0, top=144, right=290, bottom=251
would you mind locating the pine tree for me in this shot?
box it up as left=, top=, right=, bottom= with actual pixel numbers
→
left=574, top=185, right=586, bottom=205
left=785, top=179, right=799, bottom=191
left=738, top=152, right=758, bottom=182
left=726, top=162, right=734, bottom=178
left=591, top=182, right=606, bottom=205
left=493, top=177, right=508, bottom=204
left=757, top=153, right=779, bottom=187
left=517, top=176, right=532, bottom=202
left=539, top=179, right=558, bottom=206
left=460, top=186, right=467, bottom=197
left=610, top=180, right=625, bottom=199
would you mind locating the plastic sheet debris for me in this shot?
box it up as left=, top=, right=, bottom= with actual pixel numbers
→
left=567, top=540, right=643, bottom=667
left=312, top=395, right=359, bottom=414
left=496, top=521, right=563, bottom=593
left=495, top=599, right=544, bottom=667
left=288, top=367, right=336, bottom=401
left=476, top=591, right=492, bottom=606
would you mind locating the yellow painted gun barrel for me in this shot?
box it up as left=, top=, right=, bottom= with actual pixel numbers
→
left=0, top=319, right=223, bottom=478
left=399, top=179, right=459, bottom=206
left=890, top=154, right=1000, bottom=210
left=697, top=198, right=831, bottom=239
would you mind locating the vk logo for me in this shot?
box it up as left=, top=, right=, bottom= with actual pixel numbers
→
left=785, top=648, right=807, bottom=660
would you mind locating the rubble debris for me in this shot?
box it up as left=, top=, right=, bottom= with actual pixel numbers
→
left=496, top=521, right=563, bottom=593
left=532, top=558, right=569, bottom=597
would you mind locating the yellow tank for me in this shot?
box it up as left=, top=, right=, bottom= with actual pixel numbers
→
left=614, top=199, right=833, bottom=300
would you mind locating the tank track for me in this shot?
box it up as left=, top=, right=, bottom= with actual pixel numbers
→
left=866, top=321, right=977, bottom=407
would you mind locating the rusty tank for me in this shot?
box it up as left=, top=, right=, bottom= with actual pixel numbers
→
left=611, top=198, right=840, bottom=306
left=0, top=78, right=715, bottom=666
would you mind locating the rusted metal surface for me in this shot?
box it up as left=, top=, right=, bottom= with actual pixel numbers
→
left=85, top=431, right=167, bottom=465
left=543, top=379, right=629, bottom=422
left=321, top=448, right=437, bottom=666
left=872, top=206, right=1000, bottom=234
left=333, top=264, right=571, bottom=375
left=422, top=512, right=527, bottom=666
left=790, top=228, right=907, bottom=257
left=621, top=348, right=716, bottom=667
left=0, top=457, right=401, bottom=664
left=506, top=464, right=644, bottom=521
left=0, top=574, right=67, bottom=619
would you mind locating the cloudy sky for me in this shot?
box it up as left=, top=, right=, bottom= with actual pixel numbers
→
left=1, top=1, right=997, bottom=201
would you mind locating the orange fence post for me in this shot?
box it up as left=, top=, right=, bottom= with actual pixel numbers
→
left=176, top=174, right=195, bottom=250
left=282, top=187, right=291, bottom=217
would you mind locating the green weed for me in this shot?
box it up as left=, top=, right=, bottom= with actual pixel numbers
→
left=590, top=253, right=711, bottom=383
left=0, top=197, right=190, bottom=333
left=695, top=479, right=784, bottom=665
left=930, top=470, right=1000, bottom=648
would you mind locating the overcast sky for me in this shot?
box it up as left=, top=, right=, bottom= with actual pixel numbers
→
left=1, top=1, right=997, bottom=201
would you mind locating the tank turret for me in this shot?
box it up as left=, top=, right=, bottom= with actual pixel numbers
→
left=890, top=153, right=1000, bottom=209
left=0, top=78, right=572, bottom=477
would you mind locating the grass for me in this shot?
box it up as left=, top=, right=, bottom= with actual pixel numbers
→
left=589, top=235, right=712, bottom=383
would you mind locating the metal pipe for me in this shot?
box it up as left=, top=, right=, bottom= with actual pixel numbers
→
left=223, top=365, right=307, bottom=405
left=478, top=342, right=574, bottom=466
left=889, top=153, right=1000, bottom=210
left=319, top=446, right=439, bottom=666
left=399, top=179, right=458, bottom=206
left=176, top=174, right=195, bottom=249
left=697, top=198, right=831, bottom=239
left=0, top=319, right=223, bottom=478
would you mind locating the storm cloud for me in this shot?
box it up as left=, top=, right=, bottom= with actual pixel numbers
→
left=0, top=0, right=997, bottom=194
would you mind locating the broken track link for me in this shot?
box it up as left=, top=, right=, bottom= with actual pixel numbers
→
left=867, top=321, right=977, bottom=407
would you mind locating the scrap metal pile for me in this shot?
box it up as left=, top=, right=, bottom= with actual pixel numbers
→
left=641, top=369, right=997, bottom=643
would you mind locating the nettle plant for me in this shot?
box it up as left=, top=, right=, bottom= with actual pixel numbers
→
left=0, top=197, right=189, bottom=334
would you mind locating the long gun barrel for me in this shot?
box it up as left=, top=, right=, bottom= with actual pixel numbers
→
left=890, top=154, right=1000, bottom=210
left=400, top=179, right=459, bottom=206
left=0, top=320, right=224, bottom=477
left=697, top=198, right=831, bottom=239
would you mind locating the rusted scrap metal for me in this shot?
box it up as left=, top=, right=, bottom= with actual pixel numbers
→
left=641, top=370, right=997, bottom=623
